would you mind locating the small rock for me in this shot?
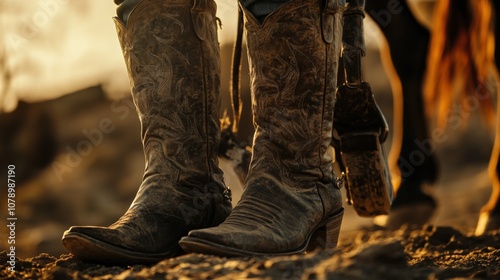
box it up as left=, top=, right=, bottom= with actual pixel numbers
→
left=353, top=241, right=408, bottom=265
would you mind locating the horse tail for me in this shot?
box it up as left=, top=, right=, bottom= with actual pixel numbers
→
left=424, top=0, right=497, bottom=128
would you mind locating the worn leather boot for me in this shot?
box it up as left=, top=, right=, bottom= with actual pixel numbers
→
left=62, top=0, right=232, bottom=265
left=179, top=0, right=344, bottom=256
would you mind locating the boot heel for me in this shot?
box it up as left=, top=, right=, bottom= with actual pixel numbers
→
left=307, top=208, right=344, bottom=252
left=325, top=208, right=344, bottom=249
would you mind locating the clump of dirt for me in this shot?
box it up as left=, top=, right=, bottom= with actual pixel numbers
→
left=1, top=225, right=498, bottom=279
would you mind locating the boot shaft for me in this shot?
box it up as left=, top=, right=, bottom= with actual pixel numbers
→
left=114, top=0, right=224, bottom=186
left=242, top=0, right=343, bottom=183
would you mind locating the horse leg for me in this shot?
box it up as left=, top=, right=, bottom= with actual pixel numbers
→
left=365, top=0, right=438, bottom=229
left=477, top=104, right=500, bottom=234
left=476, top=0, right=500, bottom=235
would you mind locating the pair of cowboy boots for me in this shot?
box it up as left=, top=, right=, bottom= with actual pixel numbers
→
left=62, top=0, right=345, bottom=264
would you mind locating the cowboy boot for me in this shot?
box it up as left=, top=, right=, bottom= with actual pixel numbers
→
left=179, top=0, right=344, bottom=256
left=62, top=0, right=232, bottom=265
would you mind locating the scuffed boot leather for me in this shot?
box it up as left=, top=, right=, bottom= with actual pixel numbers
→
left=180, top=0, right=344, bottom=256
left=62, top=0, right=232, bottom=265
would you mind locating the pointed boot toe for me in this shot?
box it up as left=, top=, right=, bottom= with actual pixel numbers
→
left=180, top=227, right=269, bottom=257
left=180, top=227, right=244, bottom=257
left=62, top=225, right=179, bottom=265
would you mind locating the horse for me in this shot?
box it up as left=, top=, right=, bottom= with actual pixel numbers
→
left=364, top=0, right=500, bottom=235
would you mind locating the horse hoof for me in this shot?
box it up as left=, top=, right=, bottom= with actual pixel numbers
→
left=373, top=202, right=436, bottom=230
left=475, top=212, right=500, bottom=235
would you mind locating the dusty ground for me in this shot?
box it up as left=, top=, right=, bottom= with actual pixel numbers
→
left=1, top=225, right=499, bottom=279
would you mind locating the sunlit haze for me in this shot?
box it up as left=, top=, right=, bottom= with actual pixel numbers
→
left=0, top=0, right=239, bottom=112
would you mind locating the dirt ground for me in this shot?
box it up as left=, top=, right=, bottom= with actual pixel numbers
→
left=0, top=224, right=499, bottom=279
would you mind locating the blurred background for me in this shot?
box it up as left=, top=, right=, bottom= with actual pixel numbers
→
left=0, top=0, right=494, bottom=259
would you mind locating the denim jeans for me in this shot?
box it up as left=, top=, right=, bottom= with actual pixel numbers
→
left=240, top=0, right=292, bottom=21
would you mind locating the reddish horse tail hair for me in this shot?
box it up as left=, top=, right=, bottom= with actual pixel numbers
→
left=424, top=0, right=497, bottom=128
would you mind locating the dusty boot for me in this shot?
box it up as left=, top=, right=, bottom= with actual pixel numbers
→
left=62, top=0, right=232, bottom=265
left=179, top=0, right=344, bottom=256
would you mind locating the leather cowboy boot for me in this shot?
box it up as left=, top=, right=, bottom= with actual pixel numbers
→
left=179, top=0, right=344, bottom=256
left=62, top=0, right=232, bottom=265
